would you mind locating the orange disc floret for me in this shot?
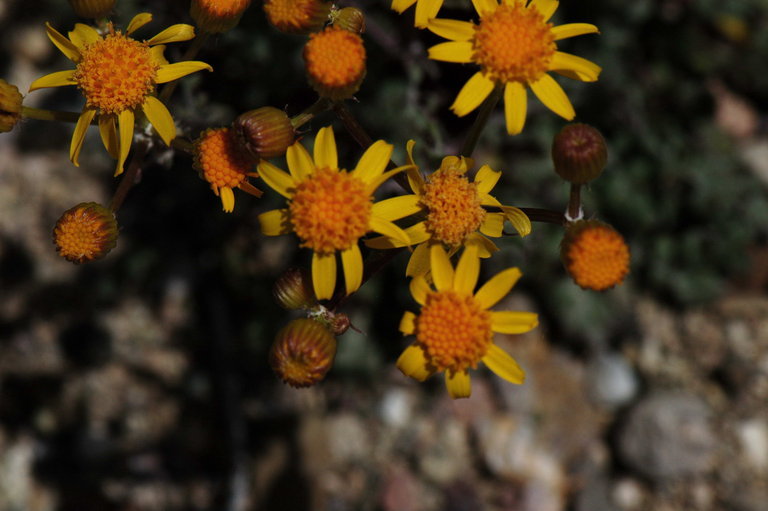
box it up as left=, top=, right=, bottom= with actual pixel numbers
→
left=191, top=0, right=251, bottom=33
left=194, top=127, right=257, bottom=191
left=53, top=202, right=118, bottom=264
left=472, top=3, right=555, bottom=84
left=74, top=31, right=158, bottom=114
left=68, top=0, right=116, bottom=19
left=269, top=318, right=337, bottom=388
left=264, top=0, right=331, bottom=35
left=303, top=26, right=366, bottom=100
left=289, top=167, right=372, bottom=253
left=415, top=290, right=493, bottom=374
left=561, top=220, right=630, bottom=291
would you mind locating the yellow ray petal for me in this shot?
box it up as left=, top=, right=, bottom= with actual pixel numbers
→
left=286, top=142, right=315, bottom=181
left=142, top=96, right=176, bottom=145
left=406, top=241, right=431, bottom=277
left=365, top=221, right=429, bottom=249
left=312, top=251, right=337, bottom=301
left=391, top=0, right=418, bottom=14
left=466, top=232, right=499, bottom=258
left=314, top=126, right=337, bottom=170
left=482, top=344, right=525, bottom=384
left=474, top=164, right=501, bottom=195
left=366, top=165, right=412, bottom=194
left=549, top=52, right=602, bottom=82
left=397, top=344, right=433, bottom=382
left=405, top=140, right=426, bottom=195
left=471, top=0, right=498, bottom=18
left=551, top=23, right=600, bottom=41
left=69, top=107, right=97, bottom=167
left=29, top=70, right=76, bottom=91
left=98, top=114, right=118, bottom=159
left=479, top=212, right=504, bottom=237
left=450, top=72, right=495, bottom=117
left=414, top=0, right=444, bottom=28
left=352, top=140, right=393, bottom=184
left=150, top=45, right=169, bottom=66
left=454, top=244, right=480, bottom=295
left=369, top=216, right=411, bottom=247
left=530, top=0, right=559, bottom=22
left=501, top=206, right=531, bottom=237
left=504, top=81, right=527, bottom=135
left=115, top=109, right=135, bottom=176
left=45, top=22, right=81, bottom=62
left=430, top=244, right=454, bottom=291
left=427, top=18, right=475, bottom=41
left=341, top=244, right=363, bottom=295
left=491, top=311, right=539, bottom=334
left=428, top=41, right=473, bottom=63
left=68, top=23, right=100, bottom=51
left=156, top=61, right=213, bottom=84
left=257, top=160, right=296, bottom=198
left=445, top=370, right=471, bottom=399
left=371, top=194, right=421, bottom=221
left=474, top=267, right=521, bottom=309
left=399, top=311, right=417, bottom=335
left=258, top=208, right=291, bottom=236
left=126, top=13, right=153, bottom=36
left=410, top=274, right=431, bottom=306
left=529, top=74, right=575, bottom=121
left=220, top=187, right=235, bottom=212
left=148, top=24, right=196, bottom=45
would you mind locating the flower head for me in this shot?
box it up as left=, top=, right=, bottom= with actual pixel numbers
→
left=365, top=140, right=531, bottom=276
left=233, top=106, right=296, bottom=160
left=190, top=0, right=251, bottom=33
left=397, top=244, right=538, bottom=398
left=270, top=318, right=337, bottom=388
left=303, top=26, right=366, bottom=100
left=264, top=0, right=331, bottom=35
left=257, top=126, right=412, bottom=300
left=53, top=202, right=118, bottom=264
left=193, top=127, right=262, bottom=213
left=29, top=13, right=212, bottom=175
left=561, top=220, right=630, bottom=291
left=427, top=0, right=600, bottom=134
left=0, top=79, right=23, bottom=133
left=390, top=0, right=443, bottom=29
left=68, top=0, right=116, bottom=19
left=551, top=123, right=607, bottom=184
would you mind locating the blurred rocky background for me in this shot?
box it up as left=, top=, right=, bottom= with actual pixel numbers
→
left=2, top=0, right=768, bottom=510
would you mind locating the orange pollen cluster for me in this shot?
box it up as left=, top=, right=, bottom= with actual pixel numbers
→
left=304, top=27, right=366, bottom=89
left=53, top=203, right=118, bottom=264
left=74, top=32, right=157, bottom=114
left=264, top=0, right=326, bottom=31
left=472, top=4, right=556, bottom=84
left=564, top=224, right=630, bottom=291
left=289, top=167, right=372, bottom=254
left=421, top=169, right=486, bottom=246
left=415, top=290, right=492, bottom=373
left=194, top=128, right=256, bottom=191
left=196, top=0, right=250, bottom=17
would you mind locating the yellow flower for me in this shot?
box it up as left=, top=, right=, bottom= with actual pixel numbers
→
left=366, top=140, right=531, bottom=276
left=397, top=244, right=538, bottom=398
left=29, top=13, right=212, bottom=175
left=53, top=202, right=118, bottom=264
left=428, top=0, right=600, bottom=134
left=257, top=126, right=412, bottom=300
left=561, top=220, right=630, bottom=291
left=390, top=0, right=443, bottom=29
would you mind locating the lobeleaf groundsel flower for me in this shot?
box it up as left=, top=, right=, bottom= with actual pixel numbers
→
left=29, top=13, right=212, bottom=175
left=561, top=220, right=630, bottom=291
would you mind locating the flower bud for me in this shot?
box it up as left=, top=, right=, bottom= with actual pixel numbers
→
left=552, top=123, right=608, bottom=184
left=273, top=267, right=316, bottom=310
left=303, top=26, right=366, bottom=101
left=263, top=0, right=331, bottom=35
left=0, top=79, right=23, bottom=133
left=233, top=107, right=295, bottom=160
left=331, top=7, right=365, bottom=33
left=67, top=0, right=116, bottom=18
left=190, top=0, right=251, bottom=33
left=561, top=220, right=630, bottom=291
left=270, top=319, right=337, bottom=388
left=53, top=202, right=118, bottom=264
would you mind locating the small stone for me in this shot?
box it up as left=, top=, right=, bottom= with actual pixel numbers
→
left=612, top=478, right=645, bottom=510
left=587, top=353, right=638, bottom=409
left=737, top=418, right=768, bottom=472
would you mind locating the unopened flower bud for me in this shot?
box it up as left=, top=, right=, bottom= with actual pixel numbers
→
left=331, top=7, right=365, bottom=33
left=304, top=26, right=366, bottom=101
left=270, top=319, right=337, bottom=388
left=263, top=0, right=331, bottom=35
left=0, top=79, right=23, bottom=133
left=190, top=0, right=251, bottom=33
left=273, top=267, right=316, bottom=310
left=561, top=220, right=629, bottom=291
left=552, top=123, right=608, bottom=184
left=67, top=0, right=116, bottom=18
left=53, top=202, right=118, bottom=264
left=233, top=107, right=295, bottom=159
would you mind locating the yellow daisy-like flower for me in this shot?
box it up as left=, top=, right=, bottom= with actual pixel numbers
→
left=366, top=140, right=532, bottom=276
left=428, top=0, right=601, bottom=134
left=390, top=0, right=443, bottom=29
left=29, top=13, right=212, bottom=175
left=397, top=244, right=538, bottom=398
left=257, top=126, right=413, bottom=300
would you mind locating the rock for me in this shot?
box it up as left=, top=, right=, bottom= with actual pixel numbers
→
left=587, top=353, right=639, bottom=409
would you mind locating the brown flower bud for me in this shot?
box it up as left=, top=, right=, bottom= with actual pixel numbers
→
left=561, top=220, right=630, bottom=291
left=273, top=267, right=317, bottom=310
left=67, top=0, right=116, bottom=18
left=0, top=79, right=23, bottom=133
left=53, top=202, right=118, bottom=264
left=270, top=319, right=337, bottom=388
left=190, top=0, right=252, bottom=33
left=552, top=123, right=608, bottom=184
left=263, top=0, right=331, bottom=35
left=233, top=107, right=295, bottom=160
left=331, top=7, right=365, bottom=34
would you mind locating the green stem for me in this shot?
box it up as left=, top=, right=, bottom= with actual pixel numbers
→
left=332, top=101, right=373, bottom=148
left=158, top=32, right=210, bottom=103
left=110, top=139, right=150, bottom=213
left=460, top=85, right=503, bottom=158
left=290, top=98, right=332, bottom=130
left=21, top=106, right=82, bottom=124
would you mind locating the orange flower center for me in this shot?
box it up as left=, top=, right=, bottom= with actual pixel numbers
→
left=564, top=224, right=630, bottom=291
left=264, top=0, right=327, bottom=31
left=415, top=290, right=492, bottom=374
left=194, top=128, right=256, bottom=190
left=53, top=203, right=118, bottom=264
left=74, top=30, right=158, bottom=114
left=196, top=0, right=250, bottom=17
left=289, top=167, right=372, bottom=254
left=472, top=3, right=555, bottom=84
left=421, top=165, right=486, bottom=246
left=304, top=26, right=366, bottom=89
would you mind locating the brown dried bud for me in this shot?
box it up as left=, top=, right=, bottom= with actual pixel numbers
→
left=233, top=107, right=295, bottom=160
left=263, top=0, right=331, bottom=35
left=273, top=267, right=317, bottom=310
left=190, top=0, right=252, bottom=33
left=53, top=202, right=118, bottom=264
left=552, top=123, right=608, bottom=184
left=0, top=79, right=23, bottom=133
left=331, top=7, right=365, bottom=33
left=270, top=319, right=337, bottom=388
left=67, top=0, right=116, bottom=18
